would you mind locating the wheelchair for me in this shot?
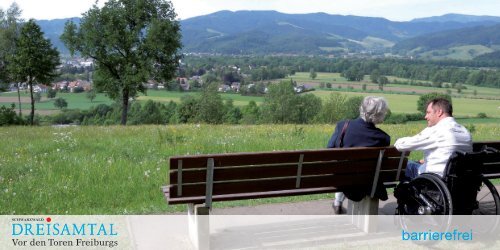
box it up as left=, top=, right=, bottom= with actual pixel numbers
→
left=395, top=147, right=500, bottom=216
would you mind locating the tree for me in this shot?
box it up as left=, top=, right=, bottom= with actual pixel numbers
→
left=417, top=93, right=452, bottom=115
left=370, top=69, right=380, bottom=83
left=9, top=19, right=60, bottom=125
left=54, top=97, right=68, bottom=110
left=196, top=83, right=224, bottom=124
left=377, top=76, right=388, bottom=91
left=0, top=103, right=23, bottom=126
left=86, top=89, right=97, bottom=102
left=241, top=100, right=260, bottom=124
left=0, top=3, right=23, bottom=115
left=343, top=66, right=364, bottom=81
left=34, top=92, right=41, bottom=103
left=309, top=68, right=317, bottom=80
left=61, top=0, right=182, bottom=125
left=343, top=96, right=364, bottom=119
left=47, top=88, right=57, bottom=98
left=315, top=93, right=348, bottom=123
left=295, top=93, right=322, bottom=124
left=261, top=81, right=296, bottom=123
left=175, top=95, right=198, bottom=123
left=223, top=99, right=242, bottom=124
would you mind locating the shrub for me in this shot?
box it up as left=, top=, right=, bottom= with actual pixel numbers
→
left=51, top=109, right=84, bottom=125
left=54, top=98, right=68, bottom=109
left=384, top=113, right=408, bottom=124
left=417, top=93, right=452, bottom=115
left=47, top=88, right=57, bottom=98
left=405, top=113, right=424, bottom=121
left=477, top=113, right=488, bottom=119
left=0, top=104, right=24, bottom=126
left=465, top=124, right=476, bottom=134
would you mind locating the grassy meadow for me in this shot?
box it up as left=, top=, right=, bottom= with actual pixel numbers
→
left=1, top=123, right=499, bottom=215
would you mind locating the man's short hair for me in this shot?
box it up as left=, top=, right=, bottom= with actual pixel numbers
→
left=427, top=98, right=453, bottom=116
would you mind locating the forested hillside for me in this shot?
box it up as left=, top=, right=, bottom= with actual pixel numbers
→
left=393, top=24, right=500, bottom=52
left=35, top=11, right=500, bottom=56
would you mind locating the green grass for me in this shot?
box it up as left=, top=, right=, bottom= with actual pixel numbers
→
left=0, top=92, right=114, bottom=110
left=312, top=90, right=500, bottom=118
left=137, top=91, right=264, bottom=106
left=0, top=123, right=498, bottom=214
left=289, top=72, right=500, bottom=99
left=0, top=91, right=264, bottom=110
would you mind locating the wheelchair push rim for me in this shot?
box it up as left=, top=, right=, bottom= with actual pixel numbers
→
left=398, top=174, right=453, bottom=216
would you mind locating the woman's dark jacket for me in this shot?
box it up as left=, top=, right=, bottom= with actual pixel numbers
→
left=327, top=117, right=390, bottom=201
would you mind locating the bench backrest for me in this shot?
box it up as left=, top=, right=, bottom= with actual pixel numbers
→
left=472, top=141, right=500, bottom=152
left=471, top=141, right=500, bottom=178
left=167, top=146, right=408, bottom=206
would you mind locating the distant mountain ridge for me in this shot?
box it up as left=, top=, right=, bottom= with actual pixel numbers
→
left=394, top=24, right=500, bottom=51
left=180, top=11, right=500, bottom=55
left=35, top=11, right=500, bottom=56
left=36, top=18, right=79, bottom=55
left=411, top=13, right=500, bottom=23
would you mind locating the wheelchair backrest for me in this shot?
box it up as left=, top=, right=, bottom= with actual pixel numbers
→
left=444, top=146, right=500, bottom=181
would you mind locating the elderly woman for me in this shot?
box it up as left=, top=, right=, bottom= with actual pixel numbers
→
left=327, top=96, right=390, bottom=214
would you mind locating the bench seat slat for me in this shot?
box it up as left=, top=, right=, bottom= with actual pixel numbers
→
left=169, top=173, right=375, bottom=198
left=166, top=187, right=339, bottom=205
left=166, top=178, right=400, bottom=205
left=483, top=163, right=500, bottom=176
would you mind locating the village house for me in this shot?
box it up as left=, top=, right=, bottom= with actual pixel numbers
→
left=177, top=77, right=190, bottom=91
left=231, top=82, right=241, bottom=92
left=218, top=84, right=231, bottom=92
left=68, top=80, right=92, bottom=92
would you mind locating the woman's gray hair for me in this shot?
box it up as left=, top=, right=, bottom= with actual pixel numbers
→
left=359, top=96, right=388, bottom=124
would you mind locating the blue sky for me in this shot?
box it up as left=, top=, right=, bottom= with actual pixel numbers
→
left=2, top=0, right=500, bottom=21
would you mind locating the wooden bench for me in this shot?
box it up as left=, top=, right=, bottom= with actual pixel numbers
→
left=163, top=141, right=500, bottom=249
left=472, top=141, right=500, bottom=179
left=163, top=146, right=408, bottom=249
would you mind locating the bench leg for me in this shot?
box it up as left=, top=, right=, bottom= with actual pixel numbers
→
left=347, top=196, right=379, bottom=233
left=187, top=204, right=210, bottom=250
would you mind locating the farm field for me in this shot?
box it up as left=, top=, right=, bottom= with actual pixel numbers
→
left=313, top=90, right=500, bottom=118
left=0, top=124, right=499, bottom=214
left=1, top=71, right=499, bottom=118
left=287, top=72, right=500, bottom=99
left=0, top=91, right=114, bottom=110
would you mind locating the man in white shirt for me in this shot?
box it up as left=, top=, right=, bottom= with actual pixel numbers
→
left=394, top=98, right=472, bottom=179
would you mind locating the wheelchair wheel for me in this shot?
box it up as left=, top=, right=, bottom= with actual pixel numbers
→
left=397, top=174, right=453, bottom=215
left=472, top=178, right=500, bottom=215
left=397, top=174, right=453, bottom=246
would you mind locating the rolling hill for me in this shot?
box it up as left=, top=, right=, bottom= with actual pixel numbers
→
left=35, top=11, right=500, bottom=56
left=180, top=11, right=500, bottom=55
left=392, top=24, right=500, bottom=59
